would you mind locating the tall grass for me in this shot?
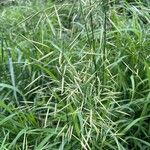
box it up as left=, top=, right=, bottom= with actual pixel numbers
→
left=0, top=0, right=150, bottom=149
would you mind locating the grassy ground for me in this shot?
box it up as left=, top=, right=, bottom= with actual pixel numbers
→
left=0, top=0, right=150, bottom=149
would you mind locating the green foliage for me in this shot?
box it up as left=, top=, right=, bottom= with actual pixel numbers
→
left=0, top=0, right=150, bottom=149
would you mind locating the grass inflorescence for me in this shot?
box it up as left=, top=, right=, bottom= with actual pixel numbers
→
left=0, top=0, right=150, bottom=149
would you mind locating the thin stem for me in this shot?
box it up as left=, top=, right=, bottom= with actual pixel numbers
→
left=102, top=0, right=108, bottom=87
left=89, top=0, right=98, bottom=93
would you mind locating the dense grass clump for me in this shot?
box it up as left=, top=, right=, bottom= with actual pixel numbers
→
left=0, top=0, right=150, bottom=149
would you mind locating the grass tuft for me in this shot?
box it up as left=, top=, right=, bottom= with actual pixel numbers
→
left=0, top=0, right=150, bottom=149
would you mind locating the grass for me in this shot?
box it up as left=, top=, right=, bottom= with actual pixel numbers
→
left=0, top=0, right=150, bottom=149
